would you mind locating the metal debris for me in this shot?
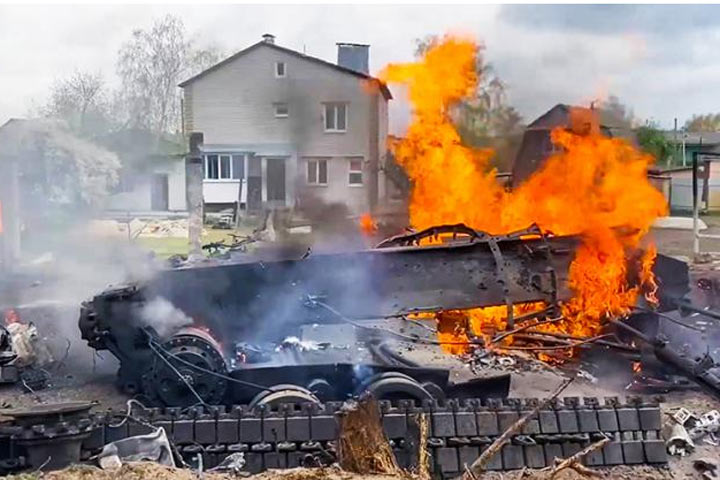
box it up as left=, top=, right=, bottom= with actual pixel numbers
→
left=666, top=422, right=695, bottom=456
left=207, top=452, right=245, bottom=474
left=97, top=426, right=174, bottom=470
left=689, top=410, right=720, bottom=440
left=275, top=336, right=326, bottom=352
left=576, top=369, right=598, bottom=384
left=478, top=354, right=517, bottom=369
left=694, top=458, right=719, bottom=480
left=671, top=407, right=697, bottom=426
left=5, top=321, right=53, bottom=368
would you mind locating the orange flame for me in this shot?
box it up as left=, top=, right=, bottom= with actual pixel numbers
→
left=379, top=36, right=667, bottom=342
left=359, top=213, right=378, bottom=236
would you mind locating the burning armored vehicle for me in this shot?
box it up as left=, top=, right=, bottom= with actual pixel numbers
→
left=77, top=223, right=691, bottom=409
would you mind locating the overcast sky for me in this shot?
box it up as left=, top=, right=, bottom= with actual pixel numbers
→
left=2, top=4, right=720, bottom=132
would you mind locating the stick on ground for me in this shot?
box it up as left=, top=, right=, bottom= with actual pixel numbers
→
left=467, top=378, right=573, bottom=477
left=548, top=437, right=609, bottom=478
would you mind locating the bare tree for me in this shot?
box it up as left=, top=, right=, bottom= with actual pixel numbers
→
left=116, top=14, right=223, bottom=135
left=43, top=70, right=111, bottom=137
left=685, top=113, right=720, bottom=132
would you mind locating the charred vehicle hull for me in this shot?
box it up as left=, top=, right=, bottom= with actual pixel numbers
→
left=78, top=225, right=689, bottom=407
left=79, top=227, right=581, bottom=406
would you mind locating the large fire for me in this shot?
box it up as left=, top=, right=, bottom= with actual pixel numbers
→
left=379, top=36, right=667, bottom=354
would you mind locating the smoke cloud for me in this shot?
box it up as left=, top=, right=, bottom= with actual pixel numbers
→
left=139, top=297, right=193, bottom=338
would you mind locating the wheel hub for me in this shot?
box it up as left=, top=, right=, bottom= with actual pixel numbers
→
left=143, top=331, right=228, bottom=406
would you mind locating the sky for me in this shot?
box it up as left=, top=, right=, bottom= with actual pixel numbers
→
left=2, top=4, right=720, bottom=132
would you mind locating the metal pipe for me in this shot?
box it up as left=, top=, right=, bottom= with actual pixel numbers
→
left=674, top=300, right=720, bottom=322
left=609, top=318, right=720, bottom=399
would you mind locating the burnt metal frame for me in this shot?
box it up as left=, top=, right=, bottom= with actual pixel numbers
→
left=80, top=225, right=576, bottom=403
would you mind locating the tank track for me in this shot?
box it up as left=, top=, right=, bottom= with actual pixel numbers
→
left=67, top=396, right=668, bottom=475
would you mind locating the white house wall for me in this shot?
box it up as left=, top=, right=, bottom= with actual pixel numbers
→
left=300, top=156, right=367, bottom=212
left=204, top=180, right=240, bottom=204
left=166, top=159, right=187, bottom=210
left=106, top=159, right=186, bottom=212
left=185, top=43, right=388, bottom=213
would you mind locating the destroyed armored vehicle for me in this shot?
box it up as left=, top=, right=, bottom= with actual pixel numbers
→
left=79, top=224, right=690, bottom=408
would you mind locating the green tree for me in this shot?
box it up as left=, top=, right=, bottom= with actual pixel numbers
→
left=684, top=113, right=720, bottom=132
left=636, top=123, right=673, bottom=166
left=414, top=35, right=524, bottom=171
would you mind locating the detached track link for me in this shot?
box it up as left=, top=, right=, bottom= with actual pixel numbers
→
left=78, top=396, right=666, bottom=474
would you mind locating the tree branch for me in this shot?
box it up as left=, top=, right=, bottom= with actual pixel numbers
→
left=467, top=378, right=573, bottom=477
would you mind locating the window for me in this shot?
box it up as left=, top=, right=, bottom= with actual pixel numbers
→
left=324, top=103, right=347, bottom=132
left=206, top=154, right=220, bottom=179
left=275, top=61, right=286, bottom=78
left=205, top=154, right=246, bottom=180
left=274, top=102, right=289, bottom=118
left=306, top=158, right=328, bottom=185
left=348, top=158, right=363, bottom=186
left=220, top=155, right=231, bottom=178
left=232, top=155, right=245, bottom=179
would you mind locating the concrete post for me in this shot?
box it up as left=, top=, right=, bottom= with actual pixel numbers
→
left=186, top=133, right=204, bottom=260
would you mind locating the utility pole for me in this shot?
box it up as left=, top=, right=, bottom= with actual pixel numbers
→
left=674, top=117, right=678, bottom=165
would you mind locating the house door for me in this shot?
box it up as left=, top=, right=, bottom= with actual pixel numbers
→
left=151, top=174, right=169, bottom=211
left=266, top=158, right=286, bottom=205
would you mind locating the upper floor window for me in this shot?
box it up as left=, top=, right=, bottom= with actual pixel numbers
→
left=306, top=158, right=328, bottom=185
left=324, top=103, right=347, bottom=132
left=205, top=154, right=245, bottom=180
left=275, top=61, right=286, bottom=78
left=274, top=102, right=289, bottom=118
left=348, top=158, right=363, bottom=186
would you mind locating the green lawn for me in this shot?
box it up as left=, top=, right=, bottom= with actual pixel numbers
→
left=135, top=228, right=251, bottom=259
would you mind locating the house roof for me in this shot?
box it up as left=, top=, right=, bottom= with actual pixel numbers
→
left=527, top=104, right=629, bottom=131
left=178, top=41, right=392, bottom=100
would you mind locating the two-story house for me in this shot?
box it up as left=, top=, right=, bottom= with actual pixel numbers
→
left=179, top=34, right=392, bottom=217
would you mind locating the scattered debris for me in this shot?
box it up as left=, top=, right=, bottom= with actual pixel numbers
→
left=576, top=369, right=598, bottom=384
left=207, top=452, right=245, bottom=474
left=0, top=323, right=18, bottom=384
left=695, top=458, right=719, bottom=480
left=98, top=426, right=174, bottom=470
left=5, top=320, right=53, bottom=368
left=666, top=405, right=720, bottom=457
left=671, top=407, right=698, bottom=426
left=667, top=425, right=695, bottom=456
left=276, top=336, right=327, bottom=353
left=689, top=410, right=720, bottom=440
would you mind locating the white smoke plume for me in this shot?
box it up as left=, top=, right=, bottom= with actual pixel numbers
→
left=139, top=297, right=193, bottom=338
